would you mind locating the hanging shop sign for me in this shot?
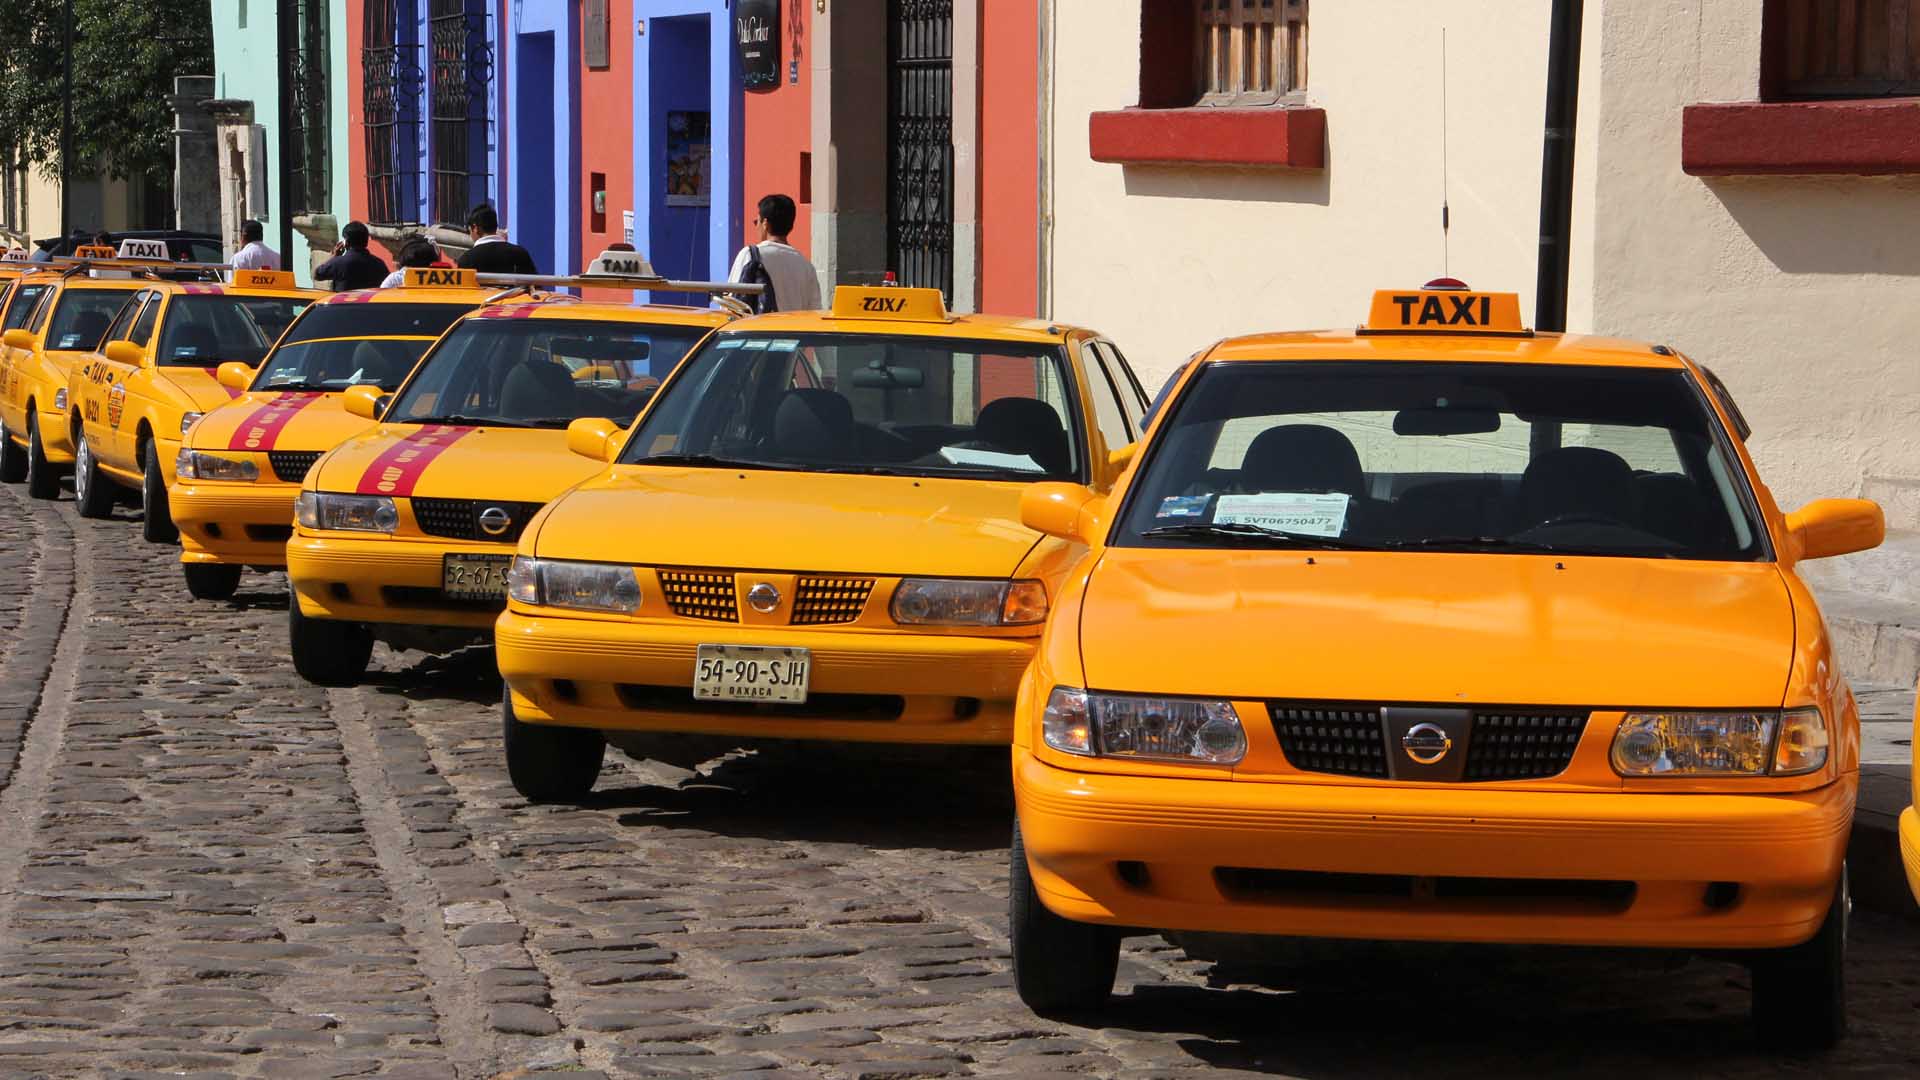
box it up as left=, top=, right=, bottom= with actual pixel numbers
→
left=737, top=0, right=781, bottom=92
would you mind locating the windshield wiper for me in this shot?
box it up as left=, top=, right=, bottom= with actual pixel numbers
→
left=1142, top=522, right=1374, bottom=549
left=635, top=453, right=802, bottom=471
left=1381, top=535, right=1677, bottom=557
left=402, top=414, right=532, bottom=428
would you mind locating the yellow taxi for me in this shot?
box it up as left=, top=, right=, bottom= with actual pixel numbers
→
left=285, top=256, right=756, bottom=687
left=1005, top=281, right=1881, bottom=1050
left=169, top=270, right=495, bottom=600
left=493, top=285, right=1150, bottom=802
left=1901, top=693, right=1919, bottom=906
left=68, top=269, right=320, bottom=542
left=0, top=247, right=180, bottom=499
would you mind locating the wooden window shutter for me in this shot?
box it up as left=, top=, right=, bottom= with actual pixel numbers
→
left=585, top=0, right=610, bottom=70
left=1767, top=0, right=1920, bottom=99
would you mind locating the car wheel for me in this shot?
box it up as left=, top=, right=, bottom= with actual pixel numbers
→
left=1751, top=868, right=1848, bottom=1052
left=182, top=562, right=243, bottom=601
left=503, top=684, right=605, bottom=803
left=287, top=583, right=373, bottom=687
left=140, top=440, right=178, bottom=543
left=0, top=419, right=25, bottom=483
left=1009, top=819, right=1120, bottom=1015
left=73, top=436, right=114, bottom=519
left=25, top=414, right=58, bottom=500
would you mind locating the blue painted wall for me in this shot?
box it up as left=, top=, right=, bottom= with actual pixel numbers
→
left=507, top=0, right=579, bottom=274
left=631, top=0, right=743, bottom=297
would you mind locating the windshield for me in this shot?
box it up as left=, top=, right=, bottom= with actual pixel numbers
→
left=1119, top=361, right=1765, bottom=560
left=386, top=317, right=708, bottom=428
left=622, top=332, right=1084, bottom=481
left=44, top=288, right=132, bottom=351
left=154, top=295, right=312, bottom=367
left=279, top=301, right=471, bottom=347
left=254, top=337, right=431, bottom=392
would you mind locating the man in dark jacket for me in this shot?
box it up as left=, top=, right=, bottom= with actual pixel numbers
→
left=314, top=221, right=390, bottom=292
left=456, top=204, right=537, bottom=274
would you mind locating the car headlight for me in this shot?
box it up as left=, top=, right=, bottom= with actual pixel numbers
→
left=52, top=388, right=66, bottom=411
left=1041, top=686, right=1246, bottom=765
left=175, top=449, right=258, bottom=482
left=181, top=411, right=204, bottom=435
left=1610, top=707, right=1828, bottom=777
left=506, top=557, right=641, bottom=614
left=890, top=578, right=1047, bottom=626
left=294, top=491, right=397, bottom=533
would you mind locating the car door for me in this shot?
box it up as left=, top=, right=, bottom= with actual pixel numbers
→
left=76, top=294, right=146, bottom=461
left=0, top=281, right=52, bottom=431
left=106, top=291, right=163, bottom=471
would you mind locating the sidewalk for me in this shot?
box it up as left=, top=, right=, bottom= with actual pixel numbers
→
left=1849, top=684, right=1916, bottom=918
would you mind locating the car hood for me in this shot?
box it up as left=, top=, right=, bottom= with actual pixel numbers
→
left=184, top=390, right=375, bottom=455
left=309, top=424, right=601, bottom=502
left=1078, top=550, right=1795, bottom=707
left=532, top=466, right=1043, bottom=577
left=155, top=365, right=245, bottom=411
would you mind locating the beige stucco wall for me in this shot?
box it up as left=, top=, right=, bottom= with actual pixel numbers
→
left=1047, top=0, right=1603, bottom=389
left=1591, top=1, right=1920, bottom=527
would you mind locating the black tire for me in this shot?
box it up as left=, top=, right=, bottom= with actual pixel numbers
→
left=140, top=440, right=177, bottom=543
left=288, top=585, right=374, bottom=687
left=1751, top=869, right=1848, bottom=1052
left=24, top=414, right=57, bottom=500
left=0, top=419, right=25, bottom=483
left=182, top=562, right=243, bottom=601
left=503, top=685, right=605, bottom=803
left=72, top=435, right=114, bottom=519
left=1009, top=819, right=1120, bottom=1015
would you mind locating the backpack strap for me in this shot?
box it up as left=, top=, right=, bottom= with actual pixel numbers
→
left=743, top=243, right=778, bottom=313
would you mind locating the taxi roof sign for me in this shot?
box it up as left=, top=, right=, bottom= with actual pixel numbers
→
left=228, top=268, right=296, bottom=291
left=1364, top=285, right=1528, bottom=336
left=73, top=245, right=116, bottom=259
left=115, top=238, right=171, bottom=261
left=583, top=250, right=658, bottom=278
left=404, top=267, right=478, bottom=289
left=828, top=285, right=952, bottom=323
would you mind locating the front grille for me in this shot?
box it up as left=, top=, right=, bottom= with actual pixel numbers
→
left=791, top=577, right=874, bottom=625
left=1463, top=711, right=1588, bottom=781
left=1270, top=704, right=1388, bottom=778
left=1269, top=702, right=1592, bottom=782
left=408, top=498, right=541, bottom=543
left=659, top=570, right=736, bottom=621
left=268, top=450, right=322, bottom=484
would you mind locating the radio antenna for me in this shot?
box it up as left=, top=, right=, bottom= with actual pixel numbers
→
left=1441, top=27, right=1452, bottom=276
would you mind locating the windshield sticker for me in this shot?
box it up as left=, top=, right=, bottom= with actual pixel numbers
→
left=1213, top=493, right=1351, bottom=537
left=740, top=339, right=771, bottom=351
left=767, top=339, right=799, bottom=352
left=939, top=446, right=1042, bottom=472
left=1156, top=495, right=1212, bottom=520
left=56, top=334, right=81, bottom=348
left=716, top=338, right=744, bottom=350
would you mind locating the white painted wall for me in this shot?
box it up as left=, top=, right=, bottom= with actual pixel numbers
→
left=1047, top=0, right=1603, bottom=389
left=1590, top=1, right=1920, bottom=526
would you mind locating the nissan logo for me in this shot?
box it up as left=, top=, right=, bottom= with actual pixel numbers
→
left=747, top=582, right=781, bottom=613
left=1401, top=722, right=1453, bottom=765
left=477, top=506, right=513, bottom=537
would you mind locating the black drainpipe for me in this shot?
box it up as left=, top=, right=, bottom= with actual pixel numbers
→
left=1534, top=0, right=1584, bottom=333
left=275, top=1, right=297, bottom=265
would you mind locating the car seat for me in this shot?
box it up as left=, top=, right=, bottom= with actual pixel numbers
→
left=1519, top=447, right=1638, bottom=526
left=974, top=397, right=1071, bottom=475
left=162, top=323, right=220, bottom=363
left=771, top=389, right=856, bottom=462
left=498, top=358, right=575, bottom=419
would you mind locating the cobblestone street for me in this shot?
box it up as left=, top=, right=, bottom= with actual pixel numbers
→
left=0, top=480, right=1918, bottom=1079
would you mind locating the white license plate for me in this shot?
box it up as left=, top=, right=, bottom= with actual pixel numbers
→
left=693, top=645, right=811, bottom=705
left=442, top=553, right=513, bottom=600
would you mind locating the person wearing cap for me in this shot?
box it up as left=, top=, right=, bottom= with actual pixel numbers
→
left=457, top=203, right=537, bottom=274
left=378, top=237, right=442, bottom=288
left=727, top=194, right=820, bottom=313
left=314, top=221, right=390, bottom=292
left=230, top=220, right=280, bottom=271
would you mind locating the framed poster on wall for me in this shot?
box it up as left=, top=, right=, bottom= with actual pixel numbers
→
left=665, top=110, right=711, bottom=207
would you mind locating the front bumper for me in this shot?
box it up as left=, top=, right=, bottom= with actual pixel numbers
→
left=172, top=479, right=298, bottom=566
left=497, top=609, right=1034, bottom=745
left=287, top=530, right=510, bottom=631
left=1014, top=749, right=1854, bottom=950
left=1901, top=806, right=1920, bottom=907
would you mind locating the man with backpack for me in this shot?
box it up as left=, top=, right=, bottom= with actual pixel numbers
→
left=728, top=194, right=821, bottom=313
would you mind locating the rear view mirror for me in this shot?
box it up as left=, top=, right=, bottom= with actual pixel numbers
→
left=1394, top=407, right=1501, bottom=437
left=1, top=328, right=32, bottom=351
left=216, top=362, right=254, bottom=391
left=566, top=416, right=624, bottom=462
left=849, top=360, right=924, bottom=389
left=342, top=384, right=388, bottom=421
left=1786, top=498, right=1884, bottom=561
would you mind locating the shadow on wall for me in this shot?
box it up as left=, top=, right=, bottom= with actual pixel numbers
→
left=1706, top=175, right=1920, bottom=276
left=1118, top=133, right=1333, bottom=206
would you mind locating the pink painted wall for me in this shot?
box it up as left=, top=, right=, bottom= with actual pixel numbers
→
left=741, top=0, right=813, bottom=257
left=979, top=0, right=1038, bottom=316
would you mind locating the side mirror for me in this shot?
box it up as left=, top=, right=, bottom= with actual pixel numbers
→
left=1, top=328, right=32, bottom=351
left=103, top=340, right=145, bottom=367
left=1107, top=442, right=1138, bottom=470
left=216, top=362, right=253, bottom=391
left=342, top=384, right=388, bottom=421
left=1786, top=498, right=1884, bottom=561
left=566, top=416, right=623, bottom=462
left=1020, top=481, right=1105, bottom=544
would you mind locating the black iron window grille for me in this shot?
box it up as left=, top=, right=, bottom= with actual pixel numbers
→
left=363, top=0, right=425, bottom=226
left=285, top=0, right=331, bottom=215
left=430, top=0, right=494, bottom=227
left=887, top=0, right=954, bottom=299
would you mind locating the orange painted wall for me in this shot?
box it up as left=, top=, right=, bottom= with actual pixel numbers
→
left=740, top=0, right=813, bottom=256
left=979, top=0, right=1038, bottom=316
left=581, top=0, right=635, bottom=269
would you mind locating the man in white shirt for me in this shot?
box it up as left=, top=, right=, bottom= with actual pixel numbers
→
left=230, top=220, right=280, bottom=271
left=727, top=194, right=822, bottom=313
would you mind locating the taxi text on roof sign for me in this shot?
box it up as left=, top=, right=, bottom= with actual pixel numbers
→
left=229, top=269, right=295, bottom=291
left=73, top=245, right=116, bottom=259
left=1363, top=285, right=1528, bottom=336
left=585, top=250, right=659, bottom=278
left=404, top=267, right=477, bottom=289
left=828, top=284, right=952, bottom=323
left=116, top=238, right=171, bottom=261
